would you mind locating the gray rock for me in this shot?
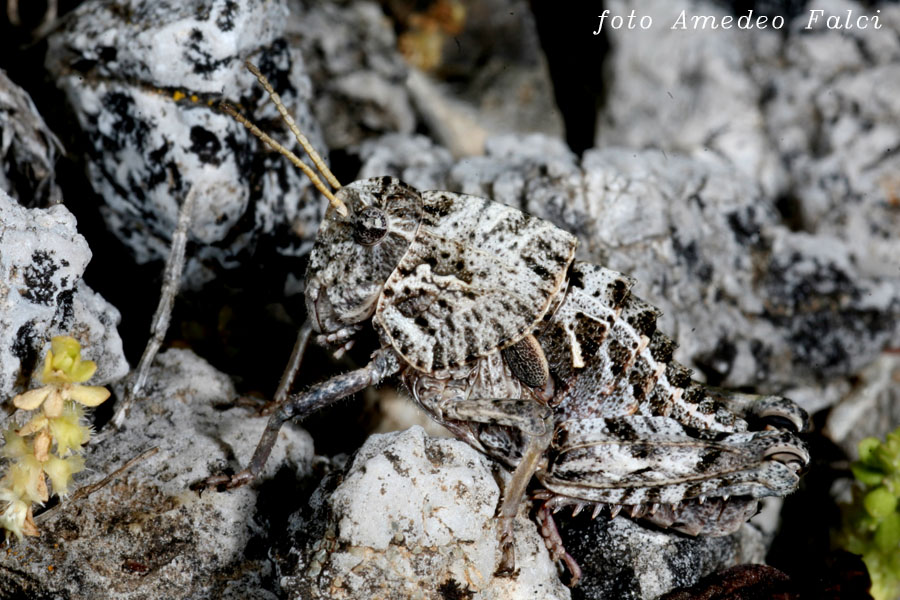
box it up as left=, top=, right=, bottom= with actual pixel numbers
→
left=764, top=2, right=900, bottom=276
left=759, top=228, right=899, bottom=381
left=0, top=349, right=314, bottom=600
left=562, top=507, right=770, bottom=600
left=824, top=354, right=900, bottom=459
left=595, top=0, right=786, bottom=197
left=278, top=426, right=570, bottom=600
left=355, top=134, right=900, bottom=402
left=0, top=69, right=63, bottom=207
left=45, top=0, right=328, bottom=287
left=0, top=190, right=128, bottom=399
left=591, top=0, right=900, bottom=390
left=595, top=0, right=900, bottom=285
left=356, top=133, right=455, bottom=190
left=285, top=0, right=417, bottom=150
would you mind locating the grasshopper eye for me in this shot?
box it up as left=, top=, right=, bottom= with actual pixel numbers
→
left=354, top=206, right=389, bottom=245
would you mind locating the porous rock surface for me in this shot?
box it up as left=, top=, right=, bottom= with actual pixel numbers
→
left=595, top=0, right=900, bottom=393
left=353, top=133, right=900, bottom=410
left=560, top=505, right=771, bottom=600
left=276, top=426, right=569, bottom=600
left=596, top=0, right=786, bottom=197
left=285, top=0, right=417, bottom=151
left=763, top=1, right=900, bottom=280
left=0, top=349, right=314, bottom=600
left=0, top=190, right=127, bottom=400
left=599, top=0, right=900, bottom=276
left=0, top=69, right=63, bottom=207
left=45, top=0, right=328, bottom=287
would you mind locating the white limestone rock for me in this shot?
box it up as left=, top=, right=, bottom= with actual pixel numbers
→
left=356, top=133, right=455, bottom=191
left=764, top=1, right=900, bottom=278
left=595, top=0, right=786, bottom=197
left=0, top=190, right=127, bottom=399
left=591, top=1, right=900, bottom=379
left=278, top=426, right=571, bottom=600
left=45, top=0, right=328, bottom=287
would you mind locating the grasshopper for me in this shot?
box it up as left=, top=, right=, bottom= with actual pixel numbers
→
left=204, top=62, right=809, bottom=585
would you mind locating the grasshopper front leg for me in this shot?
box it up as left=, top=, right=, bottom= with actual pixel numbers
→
left=202, top=349, right=401, bottom=489
left=440, top=398, right=554, bottom=577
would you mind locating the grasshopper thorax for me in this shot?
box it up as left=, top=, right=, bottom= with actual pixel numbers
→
left=305, top=177, right=423, bottom=336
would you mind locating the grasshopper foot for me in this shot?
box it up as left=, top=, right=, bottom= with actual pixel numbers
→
left=495, top=524, right=517, bottom=577
left=194, top=468, right=256, bottom=491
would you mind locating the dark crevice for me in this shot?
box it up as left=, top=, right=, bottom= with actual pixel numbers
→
left=529, top=0, right=608, bottom=156
left=774, top=193, right=806, bottom=232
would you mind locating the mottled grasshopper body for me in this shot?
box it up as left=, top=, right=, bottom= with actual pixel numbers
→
left=207, top=63, right=809, bottom=585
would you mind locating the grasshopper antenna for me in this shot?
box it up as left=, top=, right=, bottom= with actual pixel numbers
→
left=221, top=61, right=348, bottom=217
left=243, top=62, right=342, bottom=191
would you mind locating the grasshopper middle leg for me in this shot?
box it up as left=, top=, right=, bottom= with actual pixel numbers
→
left=441, top=398, right=554, bottom=576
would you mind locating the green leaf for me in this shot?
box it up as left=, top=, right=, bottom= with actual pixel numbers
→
left=875, top=513, right=900, bottom=553
left=852, top=463, right=885, bottom=487
left=865, top=487, right=898, bottom=519
left=859, top=437, right=883, bottom=466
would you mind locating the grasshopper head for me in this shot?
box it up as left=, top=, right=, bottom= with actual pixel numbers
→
left=225, top=63, right=422, bottom=337
left=305, top=177, right=422, bottom=335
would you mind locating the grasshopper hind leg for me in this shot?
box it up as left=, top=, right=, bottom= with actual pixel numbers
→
left=704, top=387, right=809, bottom=433
left=534, top=498, right=583, bottom=586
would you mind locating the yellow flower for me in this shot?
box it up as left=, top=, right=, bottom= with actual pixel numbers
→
left=5, top=456, right=48, bottom=504
left=41, top=336, right=98, bottom=385
left=1, top=335, right=109, bottom=540
left=0, top=431, right=48, bottom=502
left=0, top=484, right=39, bottom=540
left=0, top=490, right=31, bottom=541
left=12, top=336, right=110, bottom=419
left=43, top=455, right=85, bottom=497
left=48, top=403, right=91, bottom=457
left=0, top=428, right=29, bottom=461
